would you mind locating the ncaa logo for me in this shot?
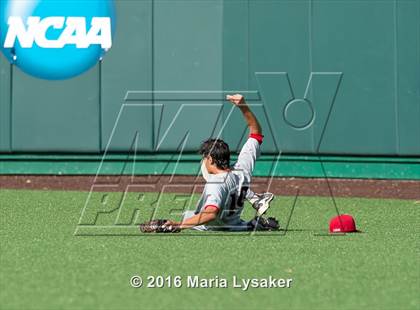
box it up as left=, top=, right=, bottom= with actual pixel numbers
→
left=0, top=0, right=116, bottom=80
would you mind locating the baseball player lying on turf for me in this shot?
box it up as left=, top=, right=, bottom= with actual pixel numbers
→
left=140, top=94, right=278, bottom=233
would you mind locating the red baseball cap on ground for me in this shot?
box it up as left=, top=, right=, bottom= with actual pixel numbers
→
left=329, top=214, right=357, bottom=233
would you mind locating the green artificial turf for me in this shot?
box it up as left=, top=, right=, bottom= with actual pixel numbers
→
left=0, top=189, right=418, bottom=310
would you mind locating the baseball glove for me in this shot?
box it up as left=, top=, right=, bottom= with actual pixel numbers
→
left=139, top=219, right=180, bottom=233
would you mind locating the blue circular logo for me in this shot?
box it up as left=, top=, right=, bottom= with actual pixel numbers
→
left=0, top=0, right=116, bottom=80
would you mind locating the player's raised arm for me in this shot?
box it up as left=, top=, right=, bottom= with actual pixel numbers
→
left=226, top=94, right=262, bottom=135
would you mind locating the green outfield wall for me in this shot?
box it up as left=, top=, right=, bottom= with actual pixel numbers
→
left=0, top=1, right=419, bottom=178
left=0, top=154, right=419, bottom=180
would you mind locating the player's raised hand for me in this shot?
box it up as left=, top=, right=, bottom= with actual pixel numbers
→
left=227, top=93, right=261, bottom=134
left=226, top=94, right=245, bottom=107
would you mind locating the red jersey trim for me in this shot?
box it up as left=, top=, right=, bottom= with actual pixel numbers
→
left=204, top=204, right=220, bottom=211
left=249, top=133, right=264, bottom=145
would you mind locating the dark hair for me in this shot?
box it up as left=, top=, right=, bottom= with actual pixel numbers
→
left=199, top=138, right=230, bottom=170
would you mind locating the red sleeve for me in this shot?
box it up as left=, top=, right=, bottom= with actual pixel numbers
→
left=249, top=133, right=264, bottom=145
left=204, top=205, right=220, bottom=211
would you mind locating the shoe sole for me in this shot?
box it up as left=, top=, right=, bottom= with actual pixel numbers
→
left=257, top=193, right=275, bottom=216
